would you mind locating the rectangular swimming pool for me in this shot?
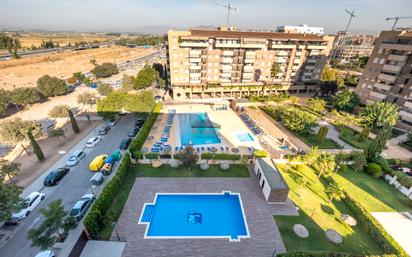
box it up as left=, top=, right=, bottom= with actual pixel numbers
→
left=178, top=113, right=221, bottom=146
left=235, top=132, right=254, bottom=142
left=139, top=192, right=250, bottom=241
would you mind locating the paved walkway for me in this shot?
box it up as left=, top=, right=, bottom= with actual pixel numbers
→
left=315, top=121, right=354, bottom=150
left=115, top=176, right=297, bottom=257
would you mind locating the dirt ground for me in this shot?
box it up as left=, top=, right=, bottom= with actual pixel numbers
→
left=11, top=117, right=100, bottom=188
left=0, top=46, right=156, bottom=90
left=18, top=33, right=116, bottom=48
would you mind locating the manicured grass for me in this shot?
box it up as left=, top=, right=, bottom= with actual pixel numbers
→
left=338, top=126, right=372, bottom=149
left=133, top=163, right=250, bottom=177
left=275, top=164, right=384, bottom=255
left=297, top=133, right=342, bottom=149
left=334, top=169, right=412, bottom=212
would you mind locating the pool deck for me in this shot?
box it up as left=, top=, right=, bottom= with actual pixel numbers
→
left=114, top=173, right=297, bottom=257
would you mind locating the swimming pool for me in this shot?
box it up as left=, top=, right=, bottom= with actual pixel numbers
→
left=139, top=192, right=250, bottom=241
left=178, top=113, right=221, bottom=146
left=235, top=132, right=254, bottom=142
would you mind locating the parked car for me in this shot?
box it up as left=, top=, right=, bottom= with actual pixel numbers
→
left=86, top=136, right=101, bottom=148
left=100, top=163, right=113, bottom=176
left=98, top=126, right=111, bottom=135
left=12, top=192, right=46, bottom=220
left=66, top=149, right=86, bottom=166
left=90, top=172, right=104, bottom=186
left=34, top=251, right=55, bottom=257
left=107, top=115, right=120, bottom=127
left=134, top=119, right=145, bottom=128
left=43, top=167, right=69, bottom=186
left=89, top=154, right=108, bottom=171
left=128, top=127, right=139, bottom=137
left=69, top=194, right=95, bottom=221
left=119, top=138, right=132, bottom=149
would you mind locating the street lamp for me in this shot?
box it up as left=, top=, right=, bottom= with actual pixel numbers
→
left=111, top=221, right=121, bottom=241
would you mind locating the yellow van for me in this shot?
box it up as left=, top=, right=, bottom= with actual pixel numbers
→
left=89, top=154, right=108, bottom=171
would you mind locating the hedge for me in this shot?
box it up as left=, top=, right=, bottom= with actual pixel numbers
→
left=144, top=152, right=159, bottom=160
left=276, top=251, right=397, bottom=257
left=129, top=102, right=161, bottom=159
left=200, top=153, right=241, bottom=161
left=83, top=153, right=131, bottom=237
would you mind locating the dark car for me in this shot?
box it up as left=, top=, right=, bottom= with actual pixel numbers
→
left=119, top=138, right=132, bottom=150
left=98, top=126, right=111, bottom=135
left=43, top=167, right=69, bottom=186
left=128, top=127, right=139, bottom=137
left=134, top=119, right=145, bottom=128
left=69, top=194, right=95, bottom=221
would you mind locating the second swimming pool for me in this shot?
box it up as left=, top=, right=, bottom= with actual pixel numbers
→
left=178, top=113, right=221, bottom=146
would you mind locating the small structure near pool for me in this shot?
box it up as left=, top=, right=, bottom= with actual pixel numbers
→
left=253, top=158, right=289, bottom=203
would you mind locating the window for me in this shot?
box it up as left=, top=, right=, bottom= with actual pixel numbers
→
left=379, top=59, right=385, bottom=64
left=261, top=180, right=265, bottom=188
left=30, top=195, right=39, bottom=206
left=378, top=48, right=383, bottom=54
left=373, top=58, right=379, bottom=64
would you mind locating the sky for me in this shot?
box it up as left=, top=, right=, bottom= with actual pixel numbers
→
left=0, top=0, right=411, bottom=34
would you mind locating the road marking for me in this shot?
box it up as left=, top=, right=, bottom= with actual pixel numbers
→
left=27, top=217, right=40, bottom=231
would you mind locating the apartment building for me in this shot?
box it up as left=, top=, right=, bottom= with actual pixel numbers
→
left=166, top=28, right=334, bottom=100
left=332, top=33, right=378, bottom=62
left=355, top=30, right=412, bottom=129
left=277, top=24, right=325, bottom=35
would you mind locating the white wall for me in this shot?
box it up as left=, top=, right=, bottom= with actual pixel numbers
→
left=254, top=161, right=272, bottom=201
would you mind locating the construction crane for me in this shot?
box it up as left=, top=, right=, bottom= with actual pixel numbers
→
left=343, top=9, right=356, bottom=34
left=386, top=16, right=412, bottom=30
left=202, top=0, right=238, bottom=27
left=332, top=9, right=356, bottom=60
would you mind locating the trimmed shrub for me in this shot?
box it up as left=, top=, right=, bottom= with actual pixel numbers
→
left=254, top=150, right=269, bottom=158
left=145, top=153, right=159, bottom=160
left=316, top=126, right=328, bottom=144
left=48, top=105, right=70, bottom=118
left=366, top=163, right=382, bottom=177
left=200, top=153, right=241, bottom=161
left=338, top=164, right=348, bottom=173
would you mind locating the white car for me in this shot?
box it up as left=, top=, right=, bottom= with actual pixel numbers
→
left=12, top=192, right=45, bottom=220
left=66, top=149, right=86, bottom=166
left=34, top=251, right=55, bottom=257
left=86, top=136, right=101, bottom=148
left=107, top=115, right=120, bottom=127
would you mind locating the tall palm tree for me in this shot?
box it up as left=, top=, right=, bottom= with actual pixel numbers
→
left=360, top=102, right=399, bottom=128
left=0, top=159, right=21, bottom=183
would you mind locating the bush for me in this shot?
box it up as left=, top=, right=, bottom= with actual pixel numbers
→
left=97, top=83, right=113, bottom=96
left=37, top=75, right=68, bottom=97
left=338, top=164, right=348, bottom=173
left=366, top=163, right=382, bottom=177
left=91, top=62, right=119, bottom=78
left=144, top=153, right=159, bottom=160
left=200, top=153, right=241, bottom=161
left=48, top=105, right=70, bottom=118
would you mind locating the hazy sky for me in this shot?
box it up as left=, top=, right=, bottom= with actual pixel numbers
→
left=1, top=0, right=411, bottom=33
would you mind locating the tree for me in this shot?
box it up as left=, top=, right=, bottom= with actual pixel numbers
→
left=0, top=89, right=10, bottom=116
left=91, top=62, right=119, bottom=78
left=290, top=171, right=306, bottom=198
left=316, top=126, right=329, bottom=144
left=336, top=76, right=345, bottom=90
left=289, top=96, right=299, bottom=105
left=120, top=74, right=134, bottom=92
left=304, top=147, right=321, bottom=167
left=27, top=129, right=45, bottom=161
left=48, top=105, right=70, bottom=118
left=366, top=124, right=392, bottom=162
left=321, top=65, right=338, bottom=81
left=351, top=151, right=367, bottom=172
left=133, top=65, right=159, bottom=90
left=37, top=75, right=68, bottom=97
left=306, top=98, right=326, bottom=113
left=332, top=90, right=360, bottom=112
left=27, top=200, right=76, bottom=250
left=0, top=178, right=22, bottom=222
left=180, top=145, right=199, bottom=173
left=360, top=102, right=399, bottom=129
left=73, top=72, right=86, bottom=83
left=97, top=83, right=113, bottom=96
left=276, top=106, right=318, bottom=135
left=68, top=109, right=80, bottom=134
left=270, top=62, right=281, bottom=79
left=10, top=87, right=40, bottom=109
left=48, top=129, right=65, bottom=144
left=77, top=92, right=96, bottom=109
left=0, top=118, right=42, bottom=144
left=0, top=34, right=20, bottom=58
left=358, top=127, right=370, bottom=142
left=0, top=159, right=21, bottom=183
left=325, top=183, right=343, bottom=204
left=315, top=152, right=336, bottom=180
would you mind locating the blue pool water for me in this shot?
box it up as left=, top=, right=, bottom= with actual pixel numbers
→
left=235, top=132, right=254, bottom=142
left=139, top=192, right=249, bottom=241
left=178, top=113, right=221, bottom=146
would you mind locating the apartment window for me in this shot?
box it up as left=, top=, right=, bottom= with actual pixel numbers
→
left=215, top=55, right=219, bottom=59
left=379, top=59, right=385, bottom=65
left=215, top=69, right=218, bottom=73
left=373, top=58, right=379, bottom=64
left=214, top=63, right=218, bottom=67
left=173, top=62, right=178, bottom=67
left=173, top=46, right=177, bottom=50
left=208, top=63, right=211, bottom=67
left=208, top=69, right=212, bottom=73
left=208, top=76, right=211, bottom=80
left=378, top=48, right=383, bottom=54
left=214, top=75, right=218, bottom=80
left=173, top=53, right=177, bottom=58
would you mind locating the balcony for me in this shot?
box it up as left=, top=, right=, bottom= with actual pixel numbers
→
left=189, top=58, right=201, bottom=63
left=189, top=80, right=201, bottom=84
left=374, top=82, right=392, bottom=91
left=221, top=72, right=231, bottom=78
left=381, top=43, right=412, bottom=52
left=404, top=101, right=412, bottom=109
left=215, top=42, right=241, bottom=48
left=244, top=58, right=254, bottom=63
left=245, top=51, right=256, bottom=57
left=242, top=42, right=266, bottom=49
left=189, top=73, right=201, bottom=78
left=189, top=65, right=201, bottom=70
left=293, top=59, right=300, bottom=64
left=222, top=50, right=234, bottom=56
left=243, top=65, right=253, bottom=72
left=307, top=44, right=327, bottom=50
left=400, top=110, right=412, bottom=122
left=387, top=54, right=407, bottom=62
left=221, top=58, right=233, bottom=63
left=378, top=73, right=397, bottom=83
left=277, top=51, right=290, bottom=56
left=275, top=58, right=287, bottom=63
left=180, top=41, right=208, bottom=48
left=307, top=58, right=317, bottom=63
left=271, top=44, right=295, bottom=49
left=370, top=91, right=387, bottom=100
left=303, top=72, right=312, bottom=76
left=382, top=64, right=403, bottom=73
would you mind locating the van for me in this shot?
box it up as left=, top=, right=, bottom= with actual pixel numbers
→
left=90, top=173, right=104, bottom=186
left=89, top=155, right=108, bottom=171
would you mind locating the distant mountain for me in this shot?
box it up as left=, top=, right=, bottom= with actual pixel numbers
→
left=130, top=24, right=218, bottom=35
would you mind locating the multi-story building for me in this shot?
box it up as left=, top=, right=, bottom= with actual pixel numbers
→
left=277, top=24, right=325, bottom=35
left=355, top=30, right=412, bottom=129
left=332, top=33, right=378, bottom=62
left=166, top=28, right=334, bottom=100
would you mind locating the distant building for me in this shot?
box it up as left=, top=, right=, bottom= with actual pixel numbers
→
left=332, top=33, right=378, bottom=62
left=277, top=24, right=325, bottom=35
left=355, top=29, right=412, bottom=130
left=166, top=28, right=334, bottom=100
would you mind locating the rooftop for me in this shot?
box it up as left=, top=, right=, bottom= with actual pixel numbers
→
left=256, top=158, right=288, bottom=190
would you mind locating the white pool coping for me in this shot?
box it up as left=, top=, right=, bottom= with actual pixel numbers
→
left=138, top=191, right=251, bottom=242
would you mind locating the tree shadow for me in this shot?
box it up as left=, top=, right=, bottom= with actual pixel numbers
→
left=321, top=204, right=334, bottom=215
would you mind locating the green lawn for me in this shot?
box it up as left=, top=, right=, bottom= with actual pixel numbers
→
left=297, top=133, right=342, bottom=149
left=275, top=164, right=384, bottom=255
left=334, top=169, right=412, bottom=212
left=338, top=126, right=372, bottom=149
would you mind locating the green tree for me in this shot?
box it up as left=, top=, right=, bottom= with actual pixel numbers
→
left=332, top=90, right=360, bottom=112
left=289, top=96, right=299, bottom=105
left=366, top=124, right=392, bottom=162
left=0, top=118, right=42, bottom=144
left=321, top=65, right=337, bottom=81
left=336, top=76, right=345, bottom=90
left=77, top=92, right=96, bottom=109
left=290, top=171, right=306, bottom=198
left=0, top=34, right=20, bottom=58
left=91, top=62, right=119, bottom=78
left=27, top=129, right=45, bottom=161
left=276, top=106, right=318, bottom=135
left=270, top=62, right=281, bottom=78
left=73, top=72, right=86, bottom=83
left=97, top=83, right=113, bottom=96
left=27, top=200, right=76, bottom=250
left=48, top=129, right=65, bottom=144
left=304, top=147, right=321, bottom=166
left=48, top=105, right=70, bottom=118
left=133, top=65, right=159, bottom=90
left=315, top=152, right=336, bottom=180
left=0, top=178, right=22, bottom=222
left=68, top=109, right=80, bottom=134
left=360, top=102, right=399, bottom=129
left=180, top=145, right=199, bottom=173
left=316, top=126, right=329, bottom=144
left=358, top=127, right=370, bottom=142
left=351, top=151, right=367, bottom=172
left=0, top=159, right=21, bottom=183
left=306, top=98, right=326, bottom=113
left=0, top=89, right=10, bottom=116
left=10, top=87, right=40, bottom=109
left=120, top=74, right=134, bottom=92
left=325, top=183, right=343, bottom=204
left=37, top=75, right=68, bottom=97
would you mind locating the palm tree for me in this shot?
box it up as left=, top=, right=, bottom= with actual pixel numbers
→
left=325, top=183, right=343, bottom=204
left=48, top=129, right=65, bottom=145
left=316, top=152, right=336, bottom=181
left=304, top=147, right=320, bottom=167
left=180, top=145, right=199, bottom=173
left=0, top=159, right=21, bottom=183
left=360, top=102, right=399, bottom=128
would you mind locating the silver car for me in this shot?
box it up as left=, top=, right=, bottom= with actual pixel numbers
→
left=69, top=194, right=95, bottom=221
left=66, top=149, right=86, bottom=166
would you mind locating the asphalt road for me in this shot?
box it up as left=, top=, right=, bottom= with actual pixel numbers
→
left=0, top=114, right=137, bottom=257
